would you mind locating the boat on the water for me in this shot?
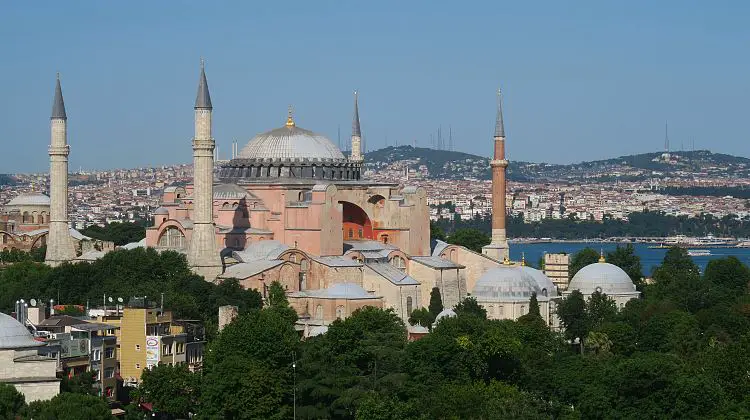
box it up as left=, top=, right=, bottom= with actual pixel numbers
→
left=688, top=249, right=711, bottom=257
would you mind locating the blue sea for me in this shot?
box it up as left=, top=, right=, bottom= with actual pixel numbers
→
left=509, top=242, right=750, bottom=276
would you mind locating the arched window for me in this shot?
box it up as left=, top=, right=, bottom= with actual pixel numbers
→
left=520, top=305, right=526, bottom=315
left=157, top=227, right=186, bottom=249
left=348, top=228, right=353, bottom=238
left=37, top=214, right=44, bottom=224
left=22, top=212, right=30, bottom=224
left=315, top=305, right=323, bottom=320
left=391, top=256, right=405, bottom=271
left=542, top=288, right=548, bottom=297
left=406, top=296, right=413, bottom=316
left=498, top=305, right=504, bottom=316
left=335, top=305, right=345, bottom=319
left=381, top=234, right=389, bottom=244
left=300, top=259, right=309, bottom=271
left=222, top=202, right=229, bottom=209
left=449, top=249, right=457, bottom=262
left=290, top=254, right=297, bottom=263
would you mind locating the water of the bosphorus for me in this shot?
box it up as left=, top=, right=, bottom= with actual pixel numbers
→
left=509, top=242, right=750, bottom=276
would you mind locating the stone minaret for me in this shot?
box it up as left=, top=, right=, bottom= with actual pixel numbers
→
left=45, top=74, right=76, bottom=266
left=482, top=89, right=510, bottom=261
left=350, top=91, right=363, bottom=162
left=187, top=61, right=222, bottom=279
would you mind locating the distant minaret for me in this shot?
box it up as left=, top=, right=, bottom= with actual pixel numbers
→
left=350, top=91, right=363, bottom=162
left=45, top=74, right=76, bottom=266
left=187, top=60, right=222, bottom=279
left=482, top=88, right=510, bottom=261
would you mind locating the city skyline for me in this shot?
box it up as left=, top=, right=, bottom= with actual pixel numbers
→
left=2, top=1, right=750, bottom=173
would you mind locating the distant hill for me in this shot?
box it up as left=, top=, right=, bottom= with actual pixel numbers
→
left=0, top=174, right=18, bottom=186
left=363, top=146, right=750, bottom=182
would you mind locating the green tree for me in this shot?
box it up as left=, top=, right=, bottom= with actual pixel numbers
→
left=606, top=244, right=644, bottom=287
left=429, top=221, right=447, bottom=242
left=80, top=222, right=146, bottom=246
left=136, top=364, right=199, bottom=418
left=703, top=256, right=750, bottom=294
left=447, top=228, right=490, bottom=253
left=0, top=383, right=25, bottom=419
left=569, top=248, right=600, bottom=279
left=528, top=292, right=540, bottom=317
left=25, top=393, right=112, bottom=420
left=61, top=371, right=98, bottom=395
left=586, top=290, right=617, bottom=331
left=453, top=297, right=487, bottom=320
left=408, top=307, right=433, bottom=328
left=427, top=287, right=443, bottom=320
left=557, top=289, right=588, bottom=351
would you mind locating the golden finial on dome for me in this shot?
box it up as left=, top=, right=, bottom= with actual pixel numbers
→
left=599, top=249, right=606, bottom=263
left=521, top=252, right=526, bottom=266
left=503, top=255, right=512, bottom=265
left=285, top=105, right=295, bottom=127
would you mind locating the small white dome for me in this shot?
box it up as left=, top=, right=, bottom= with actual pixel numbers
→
left=0, top=312, right=42, bottom=349
left=568, top=262, right=636, bottom=295
left=472, top=266, right=541, bottom=301
left=435, top=308, right=456, bottom=322
left=6, top=193, right=50, bottom=207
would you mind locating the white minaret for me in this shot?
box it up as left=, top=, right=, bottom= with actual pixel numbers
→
left=45, top=74, right=76, bottom=266
left=187, top=60, right=222, bottom=279
left=350, top=91, right=363, bottom=162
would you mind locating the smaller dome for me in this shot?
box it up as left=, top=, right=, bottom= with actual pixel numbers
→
left=473, top=266, right=541, bottom=301
left=568, top=262, right=636, bottom=295
left=520, top=266, right=558, bottom=297
left=6, top=193, right=50, bottom=207
left=435, top=308, right=456, bottom=322
left=0, top=312, right=42, bottom=349
left=153, top=207, right=169, bottom=215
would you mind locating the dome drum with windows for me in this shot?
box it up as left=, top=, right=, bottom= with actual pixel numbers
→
left=219, top=110, right=362, bottom=183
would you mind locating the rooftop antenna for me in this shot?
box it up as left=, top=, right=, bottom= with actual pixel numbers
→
left=337, top=124, right=341, bottom=150
left=664, top=121, right=669, bottom=153
left=449, top=125, right=453, bottom=151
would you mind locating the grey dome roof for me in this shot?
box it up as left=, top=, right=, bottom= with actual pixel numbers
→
left=0, top=312, right=43, bottom=349
left=239, top=125, right=346, bottom=162
left=153, top=207, right=169, bottom=215
left=472, top=266, right=543, bottom=301
left=568, top=262, right=637, bottom=295
left=435, top=308, right=456, bottom=322
left=6, top=193, right=50, bottom=207
left=520, top=266, right=558, bottom=297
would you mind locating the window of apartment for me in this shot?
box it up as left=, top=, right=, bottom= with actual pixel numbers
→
left=95, top=370, right=101, bottom=381
left=135, top=344, right=141, bottom=351
left=176, top=342, right=185, bottom=355
left=92, top=349, right=101, bottom=361
left=104, top=367, right=115, bottom=379
left=105, top=347, right=115, bottom=359
left=135, top=363, right=141, bottom=369
left=162, top=343, right=173, bottom=356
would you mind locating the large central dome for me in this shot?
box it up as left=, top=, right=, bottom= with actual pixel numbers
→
left=239, top=121, right=346, bottom=162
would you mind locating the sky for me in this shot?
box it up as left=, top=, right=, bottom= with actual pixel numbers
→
left=1, top=1, right=749, bottom=173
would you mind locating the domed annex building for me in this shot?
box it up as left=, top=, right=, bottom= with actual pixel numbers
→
left=564, top=254, right=640, bottom=308
left=0, top=193, right=52, bottom=251
left=471, top=257, right=560, bottom=328
left=0, top=312, right=59, bottom=402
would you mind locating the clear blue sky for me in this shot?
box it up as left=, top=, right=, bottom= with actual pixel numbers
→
left=1, top=1, right=748, bottom=173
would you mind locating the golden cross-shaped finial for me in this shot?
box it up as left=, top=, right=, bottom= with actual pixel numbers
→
left=285, top=105, right=295, bottom=127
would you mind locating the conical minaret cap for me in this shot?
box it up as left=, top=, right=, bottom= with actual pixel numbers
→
left=51, top=74, right=67, bottom=120
left=352, top=91, right=361, bottom=137
left=195, top=60, right=213, bottom=109
left=494, top=88, right=505, bottom=138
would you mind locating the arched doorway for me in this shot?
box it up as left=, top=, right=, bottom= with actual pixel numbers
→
left=341, top=202, right=373, bottom=241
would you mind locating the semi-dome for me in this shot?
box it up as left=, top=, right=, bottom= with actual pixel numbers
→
left=153, top=207, right=169, bottom=215
left=520, top=266, right=558, bottom=297
left=6, top=193, right=50, bottom=207
left=0, top=312, right=43, bottom=349
left=238, top=122, right=346, bottom=162
left=435, top=308, right=456, bottom=322
left=472, top=266, right=542, bottom=301
left=568, top=262, right=636, bottom=295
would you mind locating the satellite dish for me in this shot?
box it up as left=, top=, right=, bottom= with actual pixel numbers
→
left=108, top=297, right=114, bottom=303
left=117, top=297, right=124, bottom=303
left=30, top=299, right=37, bottom=307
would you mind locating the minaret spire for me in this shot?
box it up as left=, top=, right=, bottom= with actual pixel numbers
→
left=195, top=58, right=212, bottom=110
left=350, top=90, right=363, bottom=164
left=45, top=74, right=76, bottom=266
left=51, top=73, right=67, bottom=120
left=494, top=88, right=505, bottom=138
left=482, top=87, right=510, bottom=262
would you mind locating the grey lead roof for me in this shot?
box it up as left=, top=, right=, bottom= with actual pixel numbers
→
left=366, top=263, right=420, bottom=285
left=494, top=88, right=505, bottom=138
left=410, top=256, right=464, bottom=269
left=352, top=91, right=361, bottom=137
left=51, top=75, right=67, bottom=120
left=194, top=63, right=212, bottom=109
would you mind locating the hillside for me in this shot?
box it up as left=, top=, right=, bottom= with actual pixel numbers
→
left=363, top=146, right=750, bottom=182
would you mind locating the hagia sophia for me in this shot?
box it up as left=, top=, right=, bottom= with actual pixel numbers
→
left=2, top=63, right=640, bottom=335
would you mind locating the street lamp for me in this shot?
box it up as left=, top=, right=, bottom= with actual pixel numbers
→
left=292, top=353, right=297, bottom=419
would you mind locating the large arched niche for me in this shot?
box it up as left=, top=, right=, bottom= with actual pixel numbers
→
left=340, top=201, right=373, bottom=241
